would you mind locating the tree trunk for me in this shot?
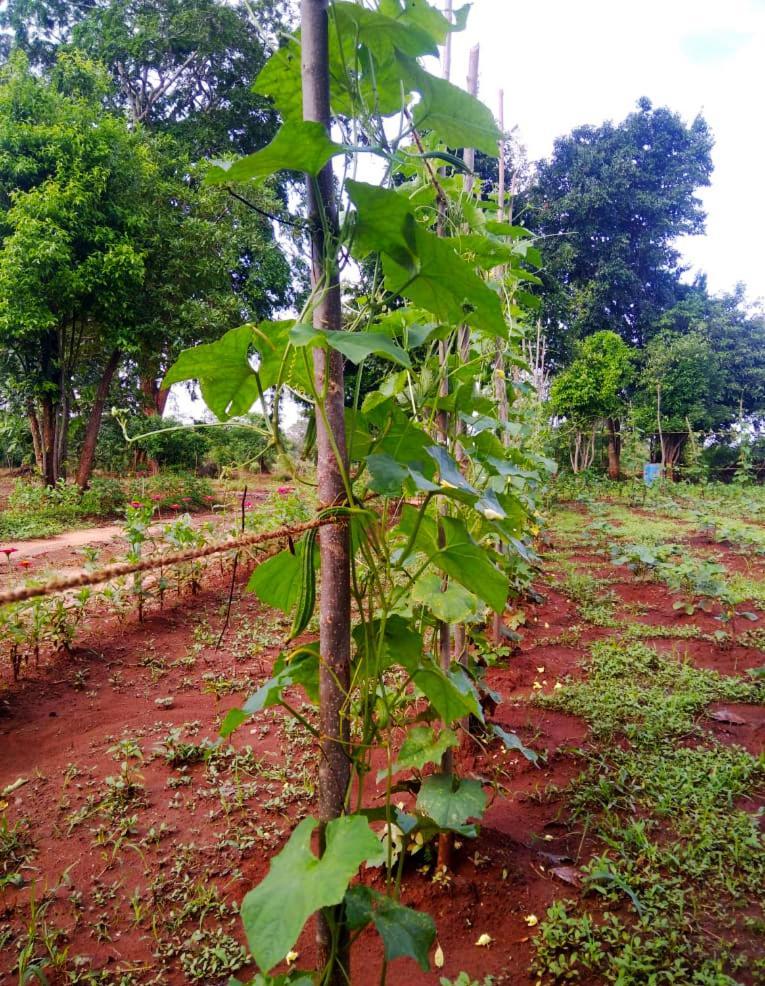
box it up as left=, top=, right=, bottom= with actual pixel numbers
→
left=76, top=350, right=121, bottom=490
left=664, top=434, right=686, bottom=480
left=40, top=395, right=58, bottom=487
left=140, top=373, right=169, bottom=416
left=27, top=406, right=43, bottom=473
left=301, top=3, right=352, bottom=982
left=606, top=417, right=621, bottom=480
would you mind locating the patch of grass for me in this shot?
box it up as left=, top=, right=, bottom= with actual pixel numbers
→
left=623, top=621, right=704, bottom=642
left=533, top=742, right=765, bottom=985
left=557, top=568, right=618, bottom=627
left=0, top=816, right=35, bottom=887
left=538, top=639, right=761, bottom=742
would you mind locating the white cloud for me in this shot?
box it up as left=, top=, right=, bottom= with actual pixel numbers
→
left=446, top=0, right=765, bottom=302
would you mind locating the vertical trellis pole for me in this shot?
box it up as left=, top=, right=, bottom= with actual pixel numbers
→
left=301, top=1, right=352, bottom=979
left=491, top=89, right=512, bottom=644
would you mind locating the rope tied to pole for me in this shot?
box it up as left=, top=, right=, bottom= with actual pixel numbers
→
left=0, top=514, right=342, bottom=608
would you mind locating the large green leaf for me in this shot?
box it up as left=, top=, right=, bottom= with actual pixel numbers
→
left=162, top=324, right=258, bottom=421
left=439, top=515, right=508, bottom=612
left=398, top=507, right=508, bottom=613
left=324, top=329, right=411, bottom=368
left=207, top=121, right=345, bottom=183
left=379, top=0, right=458, bottom=44
left=219, top=647, right=320, bottom=739
left=246, top=547, right=301, bottom=613
left=344, top=886, right=435, bottom=971
left=416, top=774, right=487, bottom=837
left=384, top=226, right=507, bottom=338
left=411, top=573, right=482, bottom=623
left=402, top=57, right=500, bottom=155
left=255, top=320, right=314, bottom=398
left=346, top=181, right=418, bottom=273
left=240, top=815, right=382, bottom=972
left=366, top=453, right=410, bottom=495
left=379, top=725, right=458, bottom=780
left=252, top=39, right=302, bottom=123
left=426, top=445, right=479, bottom=497
left=413, top=661, right=482, bottom=724
left=332, top=2, right=440, bottom=58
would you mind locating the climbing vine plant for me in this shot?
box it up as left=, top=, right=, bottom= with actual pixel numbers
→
left=164, top=1, right=553, bottom=983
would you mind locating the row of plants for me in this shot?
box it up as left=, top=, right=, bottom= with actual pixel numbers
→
left=162, top=3, right=554, bottom=983
left=0, top=489, right=312, bottom=680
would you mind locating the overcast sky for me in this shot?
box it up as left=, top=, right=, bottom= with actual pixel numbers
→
left=445, top=0, right=765, bottom=304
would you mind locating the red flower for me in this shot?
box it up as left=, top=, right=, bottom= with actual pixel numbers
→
left=18, top=560, right=32, bottom=569
left=244, top=501, right=253, bottom=508
left=169, top=504, right=181, bottom=510
left=203, top=495, right=215, bottom=502
left=277, top=486, right=293, bottom=495
left=129, top=500, right=143, bottom=508
left=1, top=547, right=18, bottom=558
left=150, top=494, right=162, bottom=501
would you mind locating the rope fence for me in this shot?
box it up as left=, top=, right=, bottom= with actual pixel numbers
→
left=0, top=514, right=341, bottom=608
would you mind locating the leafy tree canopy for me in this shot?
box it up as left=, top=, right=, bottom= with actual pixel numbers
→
left=527, top=97, right=713, bottom=361
left=549, top=330, right=636, bottom=427
left=0, top=0, right=289, bottom=157
left=634, top=330, right=723, bottom=435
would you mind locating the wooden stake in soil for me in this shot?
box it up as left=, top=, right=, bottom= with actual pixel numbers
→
left=491, top=88, right=512, bottom=645
left=301, top=1, right=352, bottom=982
left=436, top=0, right=455, bottom=872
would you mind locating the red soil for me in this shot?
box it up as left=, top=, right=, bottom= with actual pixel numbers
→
left=0, top=516, right=762, bottom=985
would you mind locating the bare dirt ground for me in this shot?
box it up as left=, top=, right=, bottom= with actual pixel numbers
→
left=0, top=496, right=762, bottom=985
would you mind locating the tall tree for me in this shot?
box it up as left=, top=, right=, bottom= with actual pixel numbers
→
left=0, top=51, right=151, bottom=485
left=528, top=98, right=713, bottom=362
left=0, top=51, right=293, bottom=486
left=0, top=0, right=289, bottom=157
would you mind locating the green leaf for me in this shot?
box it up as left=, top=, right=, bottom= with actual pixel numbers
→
left=379, top=725, right=458, bottom=780
left=380, top=0, right=457, bottom=45
left=207, top=121, right=345, bottom=183
left=237, top=646, right=320, bottom=718
left=255, top=320, right=314, bottom=398
left=411, top=573, right=482, bottom=623
left=491, top=724, right=539, bottom=764
left=240, top=815, right=383, bottom=972
left=426, top=445, right=479, bottom=497
left=413, top=662, right=483, bottom=724
left=333, top=2, right=440, bottom=58
left=220, top=707, right=248, bottom=739
left=252, top=39, right=302, bottom=123
left=247, top=547, right=301, bottom=613
left=343, top=886, right=435, bottom=971
left=163, top=324, right=258, bottom=421
left=353, top=615, right=423, bottom=676
left=401, top=57, right=500, bottom=155
left=324, top=330, right=411, bottom=368
left=289, top=322, right=325, bottom=347
left=416, top=774, right=487, bottom=837
left=383, top=226, right=507, bottom=338
left=366, top=453, right=410, bottom=495
left=439, top=515, right=509, bottom=613
left=346, top=181, right=418, bottom=273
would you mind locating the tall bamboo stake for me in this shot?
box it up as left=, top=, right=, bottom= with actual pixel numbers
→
left=301, top=2, right=352, bottom=980
left=435, top=0, right=455, bottom=871
left=491, top=89, right=511, bottom=644
left=452, top=43, right=479, bottom=668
